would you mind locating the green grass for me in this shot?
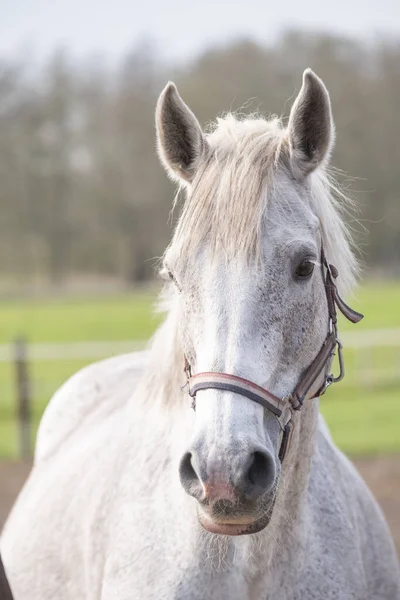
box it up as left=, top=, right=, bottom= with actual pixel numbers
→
left=0, top=281, right=399, bottom=459
left=320, top=280, right=400, bottom=454
left=338, top=280, right=400, bottom=330
left=321, top=384, right=400, bottom=455
left=0, top=292, right=162, bottom=343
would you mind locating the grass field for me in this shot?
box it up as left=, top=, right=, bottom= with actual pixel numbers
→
left=0, top=282, right=399, bottom=458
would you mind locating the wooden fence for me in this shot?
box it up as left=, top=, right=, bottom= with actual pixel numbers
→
left=4, top=329, right=400, bottom=459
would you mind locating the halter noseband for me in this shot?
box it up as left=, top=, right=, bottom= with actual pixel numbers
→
left=182, top=247, right=363, bottom=462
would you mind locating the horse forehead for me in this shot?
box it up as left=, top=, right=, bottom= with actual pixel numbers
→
left=197, top=223, right=319, bottom=299
left=266, top=168, right=320, bottom=227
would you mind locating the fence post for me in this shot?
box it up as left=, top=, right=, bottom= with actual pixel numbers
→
left=14, top=338, right=31, bottom=461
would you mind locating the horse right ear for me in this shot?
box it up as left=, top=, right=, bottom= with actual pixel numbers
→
left=287, top=69, right=334, bottom=179
left=156, top=82, right=207, bottom=184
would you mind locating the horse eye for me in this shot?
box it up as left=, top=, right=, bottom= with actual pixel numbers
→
left=165, top=269, right=182, bottom=292
left=160, top=265, right=177, bottom=283
left=295, top=260, right=315, bottom=280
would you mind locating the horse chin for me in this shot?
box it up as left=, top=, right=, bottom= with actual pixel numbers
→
left=197, top=508, right=272, bottom=536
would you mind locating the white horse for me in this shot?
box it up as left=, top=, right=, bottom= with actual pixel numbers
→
left=2, top=70, right=400, bottom=599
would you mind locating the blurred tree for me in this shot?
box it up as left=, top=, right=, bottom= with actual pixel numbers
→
left=0, top=32, right=399, bottom=289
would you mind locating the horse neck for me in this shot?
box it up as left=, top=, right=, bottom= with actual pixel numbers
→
left=257, top=401, right=319, bottom=564
left=139, top=300, right=186, bottom=407
left=279, top=400, right=319, bottom=517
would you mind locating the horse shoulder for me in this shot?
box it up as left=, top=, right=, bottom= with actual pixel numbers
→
left=310, top=417, right=400, bottom=597
left=331, top=449, right=400, bottom=595
left=34, top=351, right=148, bottom=463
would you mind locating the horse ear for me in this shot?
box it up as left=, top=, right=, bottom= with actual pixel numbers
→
left=156, top=82, right=207, bottom=183
left=287, top=69, right=334, bottom=178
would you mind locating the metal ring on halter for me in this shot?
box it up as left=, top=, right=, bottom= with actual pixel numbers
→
left=331, top=338, right=345, bottom=383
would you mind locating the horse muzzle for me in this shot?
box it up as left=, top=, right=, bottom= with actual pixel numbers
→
left=197, top=494, right=276, bottom=536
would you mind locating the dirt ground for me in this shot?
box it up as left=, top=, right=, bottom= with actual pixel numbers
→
left=0, top=456, right=399, bottom=557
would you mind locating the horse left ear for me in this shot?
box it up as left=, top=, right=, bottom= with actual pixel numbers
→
left=156, top=82, right=207, bottom=184
left=287, top=69, right=335, bottom=178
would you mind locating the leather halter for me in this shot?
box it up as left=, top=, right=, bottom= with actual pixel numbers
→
left=182, top=247, right=363, bottom=462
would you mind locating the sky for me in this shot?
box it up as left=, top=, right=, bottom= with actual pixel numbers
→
left=1, top=0, right=400, bottom=65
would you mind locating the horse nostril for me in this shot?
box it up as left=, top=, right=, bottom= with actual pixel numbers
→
left=180, top=452, right=196, bottom=481
left=245, top=450, right=275, bottom=499
left=179, top=448, right=276, bottom=503
left=179, top=452, right=203, bottom=500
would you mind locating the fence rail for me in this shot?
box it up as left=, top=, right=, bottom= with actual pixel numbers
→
left=0, top=340, right=145, bottom=362
left=4, top=329, right=400, bottom=459
left=1, top=328, right=400, bottom=363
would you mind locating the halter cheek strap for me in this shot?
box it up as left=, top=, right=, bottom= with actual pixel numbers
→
left=183, top=248, right=363, bottom=462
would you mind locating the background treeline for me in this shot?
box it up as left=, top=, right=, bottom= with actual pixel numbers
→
left=1, top=31, right=399, bottom=289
